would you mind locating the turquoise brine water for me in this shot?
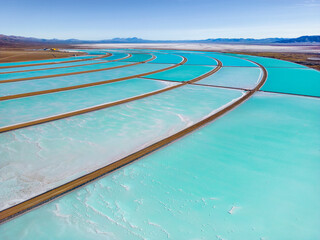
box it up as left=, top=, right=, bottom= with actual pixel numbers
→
left=0, top=55, right=97, bottom=67
left=0, top=85, right=244, bottom=211
left=0, top=63, right=173, bottom=97
left=262, top=67, right=320, bottom=97
left=0, top=53, right=128, bottom=73
left=0, top=59, right=108, bottom=73
left=148, top=53, right=183, bottom=64
left=1, top=92, right=318, bottom=239
left=1, top=49, right=319, bottom=239
left=205, top=53, right=258, bottom=67
left=0, top=78, right=179, bottom=127
left=101, top=52, right=129, bottom=61
left=119, top=53, right=153, bottom=62
left=197, top=66, right=262, bottom=89
left=145, top=65, right=214, bottom=82
left=0, top=62, right=131, bottom=81
left=233, top=54, right=308, bottom=68
left=179, top=53, right=218, bottom=65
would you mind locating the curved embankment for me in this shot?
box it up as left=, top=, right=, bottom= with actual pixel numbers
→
left=0, top=53, right=132, bottom=74
left=0, top=54, right=155, bottom=83
left=0, top=53, right=112, bottom=69
left=0, top=55, right=185, bottom=101
left=0, top=56, right=218, bottom=133
left=0, top=56, right=266, bottom=224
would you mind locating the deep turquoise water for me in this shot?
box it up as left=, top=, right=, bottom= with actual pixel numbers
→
left=261, top=67, right=320, bottom=97
left=179, top=53, right=218, bottom=65
left=205, top=53, right=258, bottom=67
left=148, top=53, right=183, bottom=64
left=231, top=54, right=308, bottom=68
left=0, top=84, right=243, bottom=211
left=119, top=53, right=153, bottom=62
left=1, top=92, right=318, bottom=239
left=72, top=50, right=110, bottom=55
left=101, top=52, right=129, bottom=61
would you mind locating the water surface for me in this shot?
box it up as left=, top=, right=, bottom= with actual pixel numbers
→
left=0, top=85, right=244, bottom=211
left=145, top=65, right=214, bottom=82
left=1, top=92, right=318, bottom=239
left=0, top=78, right=179, bottom=127
left=197, top=67, right=262, bottom=89
left=0, top=63, right=173, bottom=97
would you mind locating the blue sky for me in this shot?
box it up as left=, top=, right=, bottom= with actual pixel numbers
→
left=0, top=0, right=319, bottom=40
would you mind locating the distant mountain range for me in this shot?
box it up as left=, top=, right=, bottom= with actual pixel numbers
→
left=276, top=35, right=320, bottom=43
left=0, top=34, right=319, bottom=47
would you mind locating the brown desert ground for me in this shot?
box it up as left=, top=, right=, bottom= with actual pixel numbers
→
left=0, top=47, right=86, bottom=63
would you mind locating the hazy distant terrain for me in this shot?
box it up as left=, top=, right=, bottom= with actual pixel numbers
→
left=77, top=43, right=320, bottom=53
left=1, top=34, right=319, bottom=47
left=1, top=34, right=319, bottom=70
